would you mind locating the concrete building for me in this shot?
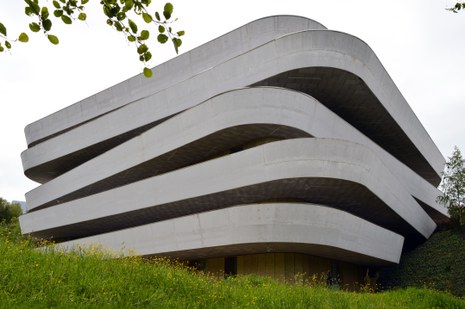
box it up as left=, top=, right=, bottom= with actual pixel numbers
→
left=20, top=16, right=448, bottom=286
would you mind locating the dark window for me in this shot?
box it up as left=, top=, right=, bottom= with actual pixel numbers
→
left=224, top=256, right=237, bottom=277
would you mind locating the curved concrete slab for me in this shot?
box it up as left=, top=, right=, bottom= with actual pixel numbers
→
left=24, top=15, right=327, bottom=146
left=24, top=87, right=447, bottom=221
left=53, top=203, right=404, bottom=265
left=20, top=138, right=436, bottom=244
left=21, top=30, right=444, bottom=185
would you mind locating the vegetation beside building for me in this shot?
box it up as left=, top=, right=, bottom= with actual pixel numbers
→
left=0, top=197, right=21, bottom=223
left=379, top=227, right=465, bottom=297
left=0, top=217, right=463, bottom=308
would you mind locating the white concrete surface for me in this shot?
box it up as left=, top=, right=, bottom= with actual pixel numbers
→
left=53, top=203, right=404, bottom=265
left=24, top=87, right=447, bottom=219
left=22, top=27, right=444, bottom=184
left=20, top=16, right=446, bottom=267
left=24, top=15, right=326, bottom=146
left=20, top=138, right=436, bottom=240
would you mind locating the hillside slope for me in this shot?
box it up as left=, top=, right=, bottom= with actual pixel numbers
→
left=0, top=222, right=464, bottom=308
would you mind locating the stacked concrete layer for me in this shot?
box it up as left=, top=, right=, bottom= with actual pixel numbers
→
left=53, top=203, right=405, bottom=266
left=21, top=137, right=436, bottom=246
left=21, top=25, right=444, bottom=185
left=24, top=15, right=327, bottom=147
left=23, top=87, right=446, bottom=220
left=20, top=16, right=446, bottom=267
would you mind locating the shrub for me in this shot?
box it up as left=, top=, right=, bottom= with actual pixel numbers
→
left=379, top=229, right=465, bottom=296
left=0, top=197, right=22, bottom=223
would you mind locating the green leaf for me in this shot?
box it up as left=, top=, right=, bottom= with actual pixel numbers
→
left=43, top=19, right=52, bottom=31
left=139, top=30, right=149, bottom=40
left=172, top=37, right=181, bottom=53
left=0, top=44, right=4, bottom=52
left=163, top=3, right=173, bottom=19
left=155, top=11, right=160, bottom=21
left=144, top=51, right=152, bottom=62
left=124, top=0, right=134, bottom=11
left=41, top=6, right=49, bottom=19
left=103, top=5, right=112, bottom=17
left=26, top=0, right=41, bottom=15
left=116, top=12, right=126, bottom=21
left=5, top=41, right=11, bottom=49
left=25, top=7, right=33, bottom=16
left=53, top=1, right=61, bottom=8
left=47, top=34, right=59, bottom=45
left=158, top=25, right=165, bottom=33
left=18, top=32, right=29, bottom=43
left=128, top=19, right=138, bottom=34
left=114, top=22, right=123, bottom=32
left=0, top=22, right=6, bottom=36
left=137, top=44, right=148, bottom=54
left=78, top=12, right=87, bottom=21
left=54, top=10, right=63, bottom=17
left=142, top=13, right=152, bottom=23
left=29, top=22, right=41, bottom=32
left=157, top=34, right=168, bottom=44
left=110, top=6, right=121, bottom=17
left=81, top=0, right=89, bottom=4
left=177, top=30, right=185, bottom=36
left=143, top=67, right=153, bottom=78
left=128, top=35, right=136, bottom=42
left=63, top=6, right=72, bottom=15
left=164, top=2, right=173, bottom=14
left=61, top=15, right=72, bottom=24
left=32, top=1, right=40, bottom=14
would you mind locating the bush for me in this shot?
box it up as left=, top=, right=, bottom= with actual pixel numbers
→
left=379, top=229, right=465, bottom=296
left=0, top=198, right=22, bottom=223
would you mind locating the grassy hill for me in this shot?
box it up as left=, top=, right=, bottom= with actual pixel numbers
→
left=1, top=220, right=464, bottom=308
left=379, top=227, right=465, bottom=297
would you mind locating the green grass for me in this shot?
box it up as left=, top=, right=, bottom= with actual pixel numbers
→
left=1, top=221, right=464, bottom=308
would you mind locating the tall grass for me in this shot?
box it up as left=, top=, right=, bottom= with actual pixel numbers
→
left=1, top=222, right=464, bottom=308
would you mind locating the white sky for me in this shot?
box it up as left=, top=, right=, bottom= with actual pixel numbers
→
left=1, top=0, right=464, bottom=202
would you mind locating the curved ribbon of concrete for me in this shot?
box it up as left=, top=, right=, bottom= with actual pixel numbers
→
left=52, top=203, right=404, bottom=265
left=24, top=15, right=327, bottom=146
left=21, top=29, right=444, bottom=185
left=24, top=87, right=447, bottom=221
left=20, top=138, right=436, bottom=243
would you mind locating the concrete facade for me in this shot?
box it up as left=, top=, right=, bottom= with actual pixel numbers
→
left=20, top=16, right=447, bottom=282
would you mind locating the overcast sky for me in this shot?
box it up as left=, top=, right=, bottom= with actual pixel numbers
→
left=1, top=0, right=464, bottom=202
